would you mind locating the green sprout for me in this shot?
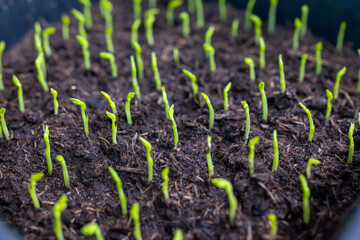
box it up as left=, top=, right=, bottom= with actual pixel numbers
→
left=211, top=178, right=237, bottom=225
left=173, top=229, right=183, bottom=240
left=169, top=105, right=179, bottom=149
left=315, top=42, right=322, bottom=76
left=151, top=52, right=162, bottom=90
left=358, top=49, right=360, bottom=92
left=206, top=136, right=214, bottom=178
left=231, top=18, right=239, bottom=38
left=336, top=21, right=347, bottom=51
left=42, top=27, right=56, bottom=57
left=139, top=137, right=154, bottom=182
left=162, top=86, right=170, bottom=119
left=300, top=4, right=309, bottom=41
left=205, top=26, right=215, bottom=45
left=130, top=55, right=141, bottom=99
left=325, top=89, right=333, bottom=122
left=44, top=125, right=53, bottom=175
left=53, top=194, right=67, bottom=240
left=50, top=88, right=59, bottom=115
left=242, top=101, right=250, bottom=146
left=293, top=18, right=302, bottom=50
left=130, top=202, right=142, bottom=240
left=100, top=52, right=117, bottom=78
left=132, top=40, right=144, bottom=79
left=105, top=28, right=114, bottom=53
left=0, top=40, right=4, bottom=90
left=299, top=102, right=315, bottom=142
left=203, top=43, right=216, bottom=72
left=347, top=123, right=355, bottom=164
left=71, top=9, right=87, bottom=38
left=195, top=0, right=204, bottom=27
left=35, top=52, right=49, bottom=92
left=126, top=92, right=135, bottom=125
left=79, top=0, right=92, bottom=28
left=248, top=136, right=260, bottom=177
left=267, top=0, right=278, bottom=34
left=250, top=14, right=262, bottom=45
left=106, top=111, right=117, bottom=144
left=298, top=54, right=308, bottom=84
left=76, top=35, right=91, bottom=70
left=179, top=12, right=190, bottom=38
left=272, top=129, right=279, bottom=171
left=173, top=48, right=180, bottom=66
left=299, top=174, right=310, bottom=224
left=183, top=69, right=198, bottom=99
left=161, top=167, right=170, bottom=199
left=81, top=223, right=104, bottom=240
left=0, top=108, right=10, bottom=140
left=306, top=158, right=320, bottom=179
left=268, top=213, right=278, bottom=237
left=56, top=155, right=70, bottom=188
left=70, top=98, right=89, bottom=135
left=131, top=19, right=141, bottom=43
left=108, top=166, right=127, bottom=215
left=244, top=0, right=256, bottom=30
left=333, top=66, right=347, bottom=99
left=223, top=82, right=232, bottom=111
left=258, top=81, right=268, bottom=121
left=218, top=0, right=227, bottom=21
left=188, top=0, right=195, bottom=13
left=278, top=54, right=286, bottom=94
left=145, top=15, right=156, bottom=46
left=167, top=0, right=183, bottom=26
left=12, top=75, right=25, bottom=113
left=102, top=0, right=113, bottom=29
left=202, top=93, right=214, bottom=129
left=28, top=172, right=44, bottom=209
left=244, top=57, right=255, bottom=81
left=133, top=0, right=142, bottom=20
left=149, top=0, right=157, bottom=8
left=259, top=37, right=266, bottom=69
left=34, top=22, right=43, bottom=54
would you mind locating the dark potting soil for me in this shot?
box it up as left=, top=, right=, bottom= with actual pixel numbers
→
left=1, top=1, right=360, bottom=239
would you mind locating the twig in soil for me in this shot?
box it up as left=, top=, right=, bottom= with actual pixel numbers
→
left=306, top=158, right=321, bottom=179
left=81, top=222, right=104, bottom=240
left=161, top=167, right=170, bottom=199
left=56, top=155, right=70, bottom=188
left=299, top=174, right=311, bottom=224
left=223, top=82, right=232, bottom=111
left=250, top=14, right=262, bottom=45
left=52, top=194, right=68, bottom=240
left=151, top=52, right=162, bottom=90
left=347, top=123, right=355, bottom=164
left=267, top=213, right=278, bottom=238
left=70, top=98, right=89, bottom=135
left=333, top=66, right=347, bottom=99
left=43, top=125, right=53, bottom=175
left=325, top=89, right=333, bottom=122
left=258, top=81, right=268, bottom=121
left=231, top=18, right=239, bottom=38
left=298, top=102, right=315, bottom=142
left=259, top=37, right=266, bottom=69
left=76, top=35, right=91, bottom=70
left=106, top=111, right=117, bottom=144
left=244, top=57, right=255, bottom=81
left=292, top=18, right=302, bottom=50
left=43, top=27, right=56, bottom=57
left=180, top=12, right=190, bottom=39
left=268, top=0, right=278, bottom=34
left=300, top=5, right=309, bottom=41
left=61, top=15, right=70, bottom=41
left=336, top=21, right=347, bottom=51
left=161, top=86, right=170, bottom=119
left=130, top=55, right=141, bottom=99
left=166, top=0, right=183, bottom=27
left=108, top=166, right=127, bottom=215
left=71, top=9, right=87, bottom=38
left=126, top=92, right=135, bottom=125
left=201, top=93, right=215, bottom=129
left=12, top=75, right=25, bottom=113
left=315, top=42, right=323, bottom=76
left=257, top=182, right=277, bottom=204
left=131, top=19, right=141, bottom=43
left=298, top=53, right=308, bottom=85
left=168, top=105, right=179, bottom=149
left=242, top=101, right=251, bottom=146
left=0, top=107, right=10, bottom=140
left=139, top=137, right=154, bottom=183
left=130, top=202, right=143, bottom=240
left=272, top=130, right=279, bottom=171
left=28, top=172, right=44, bottom=209
left=248, top=136, right=260, bottom=177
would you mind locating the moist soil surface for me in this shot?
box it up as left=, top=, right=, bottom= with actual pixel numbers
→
left=1, top=1, right=360, bottom=240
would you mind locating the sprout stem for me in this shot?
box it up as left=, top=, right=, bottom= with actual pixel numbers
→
left=258, top=81, right=268, bottom=121
left=315, top=42, right=322, bottom=76
left=0, top=41, right=4, bottom=90
left=195, top=0, right=205, bottom=27
left=272, top=130, right=279, bottom=171
left=268, top=213, right=278, bottom=237
left=259, top=37, right=266, bottom=69
left=299, top=102, right=315, bottom=142
left=306, top=158, right=320, bottom=179
left=126, top=92, right=135, bottom=125
left=278, top=54, right=286, bottom=94
left=268, top=0, right=278, bottom=34
left=70, top=98, right=89, bottom=135
left=169, top=105, right=179, bottom=149
left=130, top=55, right=141, bottom=99
left=44, top=125, right=53, bottom=175
left=43, top=27, right=56, bottom=57
left=325, top=89, right=333, bottom=122
left=347, top=123, right=355, bottom=164
left=12, top=75, right=25, bottom=113
left=56, top=155, right=70, bottom=188
left=162, top=86, right=170, bottom=119
left=139, top=137, right=154, bottom=183
left=81, top=223, right=104, bottom=240
left=223, top=82, right=232, bottom=111
left=166, top=0, right=183, bottom=26
left=293, top=18, right=302, bottom=50
left=161, top=167, right=170, bottom=199
left=28, top=172, right=44, bottom=208
left=0, top=108, right=10, bottom=140
left=244, top=0, right=256, bottom=29
left=244, top=57, right=255, bottom=81
left=130, top=202, right=142, bottom=240
left=108, top=166, right=127, bottom=215
left=131, top=19, right=141, bottom=43
left=248, top=136, right=260, bottom=177
left=173, top=48, right=180, bottom=66
left=333, top=67, right=347, bottom=99
left=231, top=19, right=239, bottom=38
left=106, top=111, right=117, bottom=144
left=53, top=195, right=67, bottom=240
left=298, top=54, right=308, bottom=84
left=100, top=52, right=117, bottom=78
left=219, top=0, right=227, bottom=21
left=299, top=174, right=310, bottom=224
left=179, top=12, right=190, bottom=38
left=206, top=136, right=214, bottom=178
left=202, top=93, right=215, bottom=129
left=131, top=40, right=144, bottom=79
left=76, top=35, right=91, bottom=70
left=50, top=88, right=59, bottom=115
left=250, top=14, right=262, bottom=45
left=300, top=5, right=309, bottom=41
left=242, top=101, right=250, bottom=147
left=151, top=52, right=162, bottom=90
left=336, top=21, right=347, bottom=51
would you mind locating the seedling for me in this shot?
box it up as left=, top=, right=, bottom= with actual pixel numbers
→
left=81, top=223, right=104, bottom=240
left=231, top=19, right=239, bottom=38
left=218, top=0, right=227, bottom=21
left=79, top=0, right=92, bottom=28
left=300, top=5, right=309, bottom=41
left=293, top=18, right=302, bottom=50
left=70, top=98, right=89, bottom=135
left=298, top=54, right=308, bottom=84
left=145, top=15, right=156, bottom=45
left=139, top=137, right=154, bottom=182
left=259, top=37, right=266, bottom=69
left=250, top=14, right=262, bottom=45
left=173, top=229, right=183, bottom=240
left=102, top=0, right=113, bottom=29
left=35, top=52, right=49, bottom=92
left=173, top=48, right=180, bottom=66
left=203, top=43, right=216, bottom=71
left=104, top=28, right=114, bottom=53
left=133, top=0, right=142, bottom=20
left=248, top=136, right=260, bottom=177
left=242, top=101, right=250, bottom=146
left=130, top=55, right=141, bottom=99
left=205, top=26, right=215, bottom=45
left=28, top=172, right=44, bottom=209
left=151, top=52, right=162, bottom=90
left=336, top=21, right=347, bottom=51
left=211, top=178, right=237, bottom=224
left=12, top=75, right=25, bottom=113
left=44, top=125, right=53, bottom=175
left=333, top=66, right=347, bottom=99
left=130, top=202, right=142, bottom=240
left=223, top=82, right=232, bottom=110
left=76, top=35, right=91, bottom=70
left=126, top=92, right=135, bottom=125
left=132, top=40, right=144, bottom=79
left=34, top=22, right=43, bottom=54
left=268, top=213, right=278, bottom=237
left=183, top=69, right=198, bottom=99
left=195, top=0, right=204, bottom=27
left=169, top=105, right=179, bottom=149
left=0, top=108, right=10, bottom=140
left=244, top=57, right=255, bottom=81
left=278, top=54, right=286, bottom=94
left=306, top=158, right=320, bottom=179
left=179, top=12, right=190, bottom=38
left=71, top=9, right=87, bottom=38
left=206, top=136, right=214, bottom=178
left=347, top=123, right=355, bottom=164
left=106, top=111, right=117, bottom=144
left=108, top=166, right=127, bottom=215
left=100, top=52, right=117, bottom=77
left=61, top=15, right=70, bottom=41
left=244, top=0, right=256, bottom=29
left=167, top=0, right=182, bottom=26
left=267, top=0, right=278, bottom=34
left=325, top=89, right=333, bottom=122
left=0, top=40, right=4, bottom=90
left=53, top=194, right=67, bottom=240
left=131, top=19, right=141, bottom=43
left=258, top=81, right=268, bottom=121
left=161, top=167, right=170, bottom=199
left=162, top=86, right=170, bottom=119
left=272, top=130, right=279, bottom=171
left=358, top=49, right=360, bottom=92
left=202, top=93, right=214, bottom=129
left=299, top=102, right=315, bottom=142
left=56, top=155, right=70, bottom=188
left=315, top=42, right=322, bottom=76
left=299, top=174, right=310, bottom=224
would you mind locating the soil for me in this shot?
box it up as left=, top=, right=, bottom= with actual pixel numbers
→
left=1, top=1, right=360, bottom=240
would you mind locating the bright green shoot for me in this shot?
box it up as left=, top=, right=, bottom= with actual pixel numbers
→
left=242, top=101, right=250, bottom=146
left=244, top=0, right=256, bottom=30
left=44, top=125, right=53, bottom=175
left=132, top=40, right=144, bottom=79
left=244, top=57, right=255, bottom=81
left=195, top=0, right=205, bottom=27
left=336, top=21, right=347, bottom=51
left=126, top=92, right=135, bottom=125
left=173, top=48, right=180, bottom=66
left=325, top=89, right=333, bottom=122
left=218, top=0, right=227, bottom=21
left=0, top=40, right=4, bottom=90
left=250, top=14, right=262, bottom=45
left=358, top=49, right=360, bottom=92
left=278, top=54, right=286, bottom=94
left=50, top=88, right=59, bottom=115
left=81, top=223, right=104, bottom=240
left=56, top=155, right=70, bottom=188
left=258, top=81, right=268, bottom=121
left=28, top=172, right=44, bottom=209
left=298, top=54, right=308, bottom=84
left=272, top=129, right=279, bottom=171
left=231, top=19, right=239, bottom=38
left=161, top=167, right=170, bottom=199
left=206, top=136, right=214, bottom=178
left=169, top=105, right=179, bottom=149
left=12, top=75, right=25, bottom=113
left=315, top=42, right=322, bottom=76
left=268, top=0, right=278, bottom=34
left=0, top=108, right=10, bottom=140
left=108, top=166, right=127, bottom=215
left=102, top=0, right=113, bottom=29
left=130, top=202, right=143, bottom=240
left=71, top=9, right=87, bottom=38
left=53, top=194, right=67, bottom=240
left=248, top=136, right=260, bottom=177
left=145, top=15, right=156, bottom=46
left=43, top=27, right=56, bottom=57
left=106, top=111, right=117, bottom=144
left=34, top=22, right=43, bottom=54
left=131, top=19, right=141, bottom=43
left=130, top=55, right=141, bottom=99
left=105, top=28, right=114, bottom=53
left=259, top=37, right=266, bottom=69
left=347, top=123, right=355, bottom=164
left=333, top=66, right=347, bottom=99
left=211, top=178, right=237, bottom=225
left=293, top=18, right=302, bottom=50
left=79, top=0, right=93, bottom=29
left=173, top=229, right=183, bottom=240
left=299, top=174, right=310, bottom=224
left=306, top=158, right=320, bottom=179
left=139, top=137, right=154, bottom=183
left=100, top=52, right=117, bottom=78
left=179, top=12, right=190, bottom=39
left=133, top=0, right=142, bottom=20
left=35, top=52, right=49, bottom=92
left=223, top=82, right=232, bottom=111
left=300, top=4, right=309, bottom=41
left=268, top=213, right=278, bottom=237
left=70, top=98, right=89, bottom=135
left=151, top=52, right=162, bottom=90
left=76, top=35, right=91, bottom=70
left=162, top=86, right=170, bottom=119
left=203, top=43, right=216, bottom=72
left=205, top=26, right=215, bottom=45
left=202, top=93, right=214, bottom=129
left=167, top=0, right=183, bottom=26
left=183, top=69, right=198, bottom=99
left=299, top=102, right=315, bottom=142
